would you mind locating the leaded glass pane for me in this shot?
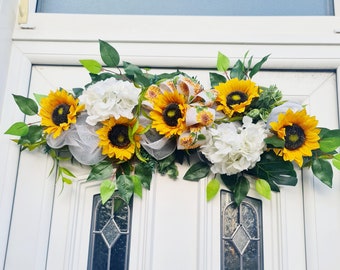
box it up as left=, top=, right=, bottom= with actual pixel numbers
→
left=88, top=194, right=132, bottom=270
left=221, top=190, right=263, bottom=270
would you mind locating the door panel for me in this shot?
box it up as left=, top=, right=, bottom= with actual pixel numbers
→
left=5, top=65, right=340, bottom=270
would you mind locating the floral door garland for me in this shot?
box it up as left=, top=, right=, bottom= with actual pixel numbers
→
left=5, top=40, right=340, bottom=205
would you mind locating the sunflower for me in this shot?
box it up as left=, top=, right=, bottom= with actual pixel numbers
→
left=270, top=108, right=320, bottom=167
left=215, top=78, right=259, bottom=118
left=149, top=90, right=187, bottom=138
left=39, top=89, right=84, bottom=138
left=96, top=117, right=142, bottom=161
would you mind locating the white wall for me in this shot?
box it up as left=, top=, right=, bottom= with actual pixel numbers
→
left=0, top=0, right=18, bottom=116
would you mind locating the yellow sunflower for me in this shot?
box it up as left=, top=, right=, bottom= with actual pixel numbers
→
left=215, top=78, right=259, bottom=118
left=149, top=90, right=187, bottom=138
left=39, top=89, right=84, bottom=138
left=270, top=108, right=320, bottom=167
left=96, top=117, right=142, bottom=161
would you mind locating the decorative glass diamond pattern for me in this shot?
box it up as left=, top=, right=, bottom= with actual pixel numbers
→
left=101, top=218, right=121, bottom=248
left=88, top=194, right=132, bottom=270
left=232, top=225, right=250, bottom=255
left=221, top=191, right=263, bottom=270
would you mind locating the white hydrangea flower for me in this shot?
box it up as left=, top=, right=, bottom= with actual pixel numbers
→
left=200, top=116, right=268, bottom=175
left=79, top=77, right=141, bottom=125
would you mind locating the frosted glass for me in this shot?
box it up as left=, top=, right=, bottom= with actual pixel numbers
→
left=36, top=0, right=334, bottom=16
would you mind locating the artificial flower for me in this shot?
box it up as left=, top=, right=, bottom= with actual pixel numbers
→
left=148, top=89, right=187, bottom=138
left=39, top=89, right=84, bottom=138
left=215, top=78, right=260, bottom=118
left=201, top=116, right=268, bottom=175
left=270, top=108, right=320, bottom=167
left=96, top=117, right=142, bottom=161
left=79, top=77, right=141, bottom=125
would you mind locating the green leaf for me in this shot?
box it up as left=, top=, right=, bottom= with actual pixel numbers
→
left=18, top=125, right=43, bottom=145
left=135, top=162, right=153, bottom=190
left=99, top=39, right=120, bottom=67
left=79, top=59, right=102, bottom=74
left=332, top=153, right=340, bottom=170
left=206, top=178, right=220, bottom=201
left=249, top=54, right=270, bottom=78
left=131, top=175, right=143, bottom=198
left=209, top=72, right=226, bottom=88
left=116, top=175, right=134, bottom=203
left=62, top=177, right=73, bottom=185
left=13, top=94, right=39, bottom=115
left=234, top=176, right=250, bottom=205
left=4, top=122, right=29, bottom=136
left=87, top=160, right=113, bottom=181
left=319, top=129, right=340, bottom=153
left=230, top=60, right=246, bottom=80
left=312, top=158, right=333, bottom=187
left=100, top=180, right=116, bottom=204
left=33, top=93, right=47, bottom=105
left=183, top=162, right=210, bottom=181
left=220, top=174, right=238, bottom=191
left=217, top=51, right=230, bottom=72
left=264, top=136, right=285, bottom=148
left=249, top=151, right=297, bottom=186
left=59, top=167, right=76, bottom=178
left=72, top=88, right=83, bottom=98
left=255, top=179, right=271, bottom=200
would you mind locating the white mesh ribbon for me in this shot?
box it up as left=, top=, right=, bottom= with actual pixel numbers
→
left=46, top=113, right=105, bottom=165
left=267, top=102, right=303, bottom=128
left=140, top=128, right=177, bottom=160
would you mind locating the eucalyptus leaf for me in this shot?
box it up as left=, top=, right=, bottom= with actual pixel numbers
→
left=100, top=180, right=116, bottom=204
left=217, top=51, right=230, bottom=72
left=312, top=158, right=333, bottom=188
left=255, top=179, right=271, bottom=200
left=99, top=39, right=120, bottom=67
left=209, top=72, right=226, bottom=88
left=206, top=178, right=220, bottom=201
left=5, top=122, right=29, bottom=136
left=116, top=175, right=134, bottom=203
left=183, top=162, right=210, bottom=181
left=87, top=160, right=113, bottom=181
left=13, top=94, right=38, bottom=116
left=79, top=59, right=102, bottom=74
left=234, top=176, right=250, bottom=205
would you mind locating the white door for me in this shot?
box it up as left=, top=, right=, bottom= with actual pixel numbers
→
left=3, top=64, right=340, bottom=270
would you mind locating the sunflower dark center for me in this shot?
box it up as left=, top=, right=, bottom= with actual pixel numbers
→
left=52, top=104, right=70, bottom=125
left=163, top=103, right=182, bottom=126
left=284, top=124, right=306, bottom=150
left=226, top=91, right=248, bottom=107
left=108, top=124, right=130, bottom=148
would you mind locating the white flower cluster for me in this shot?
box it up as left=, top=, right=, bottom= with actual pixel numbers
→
left=200, top=116, right=268, bottom=175
left=79, top=77, right=141, bottom=125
